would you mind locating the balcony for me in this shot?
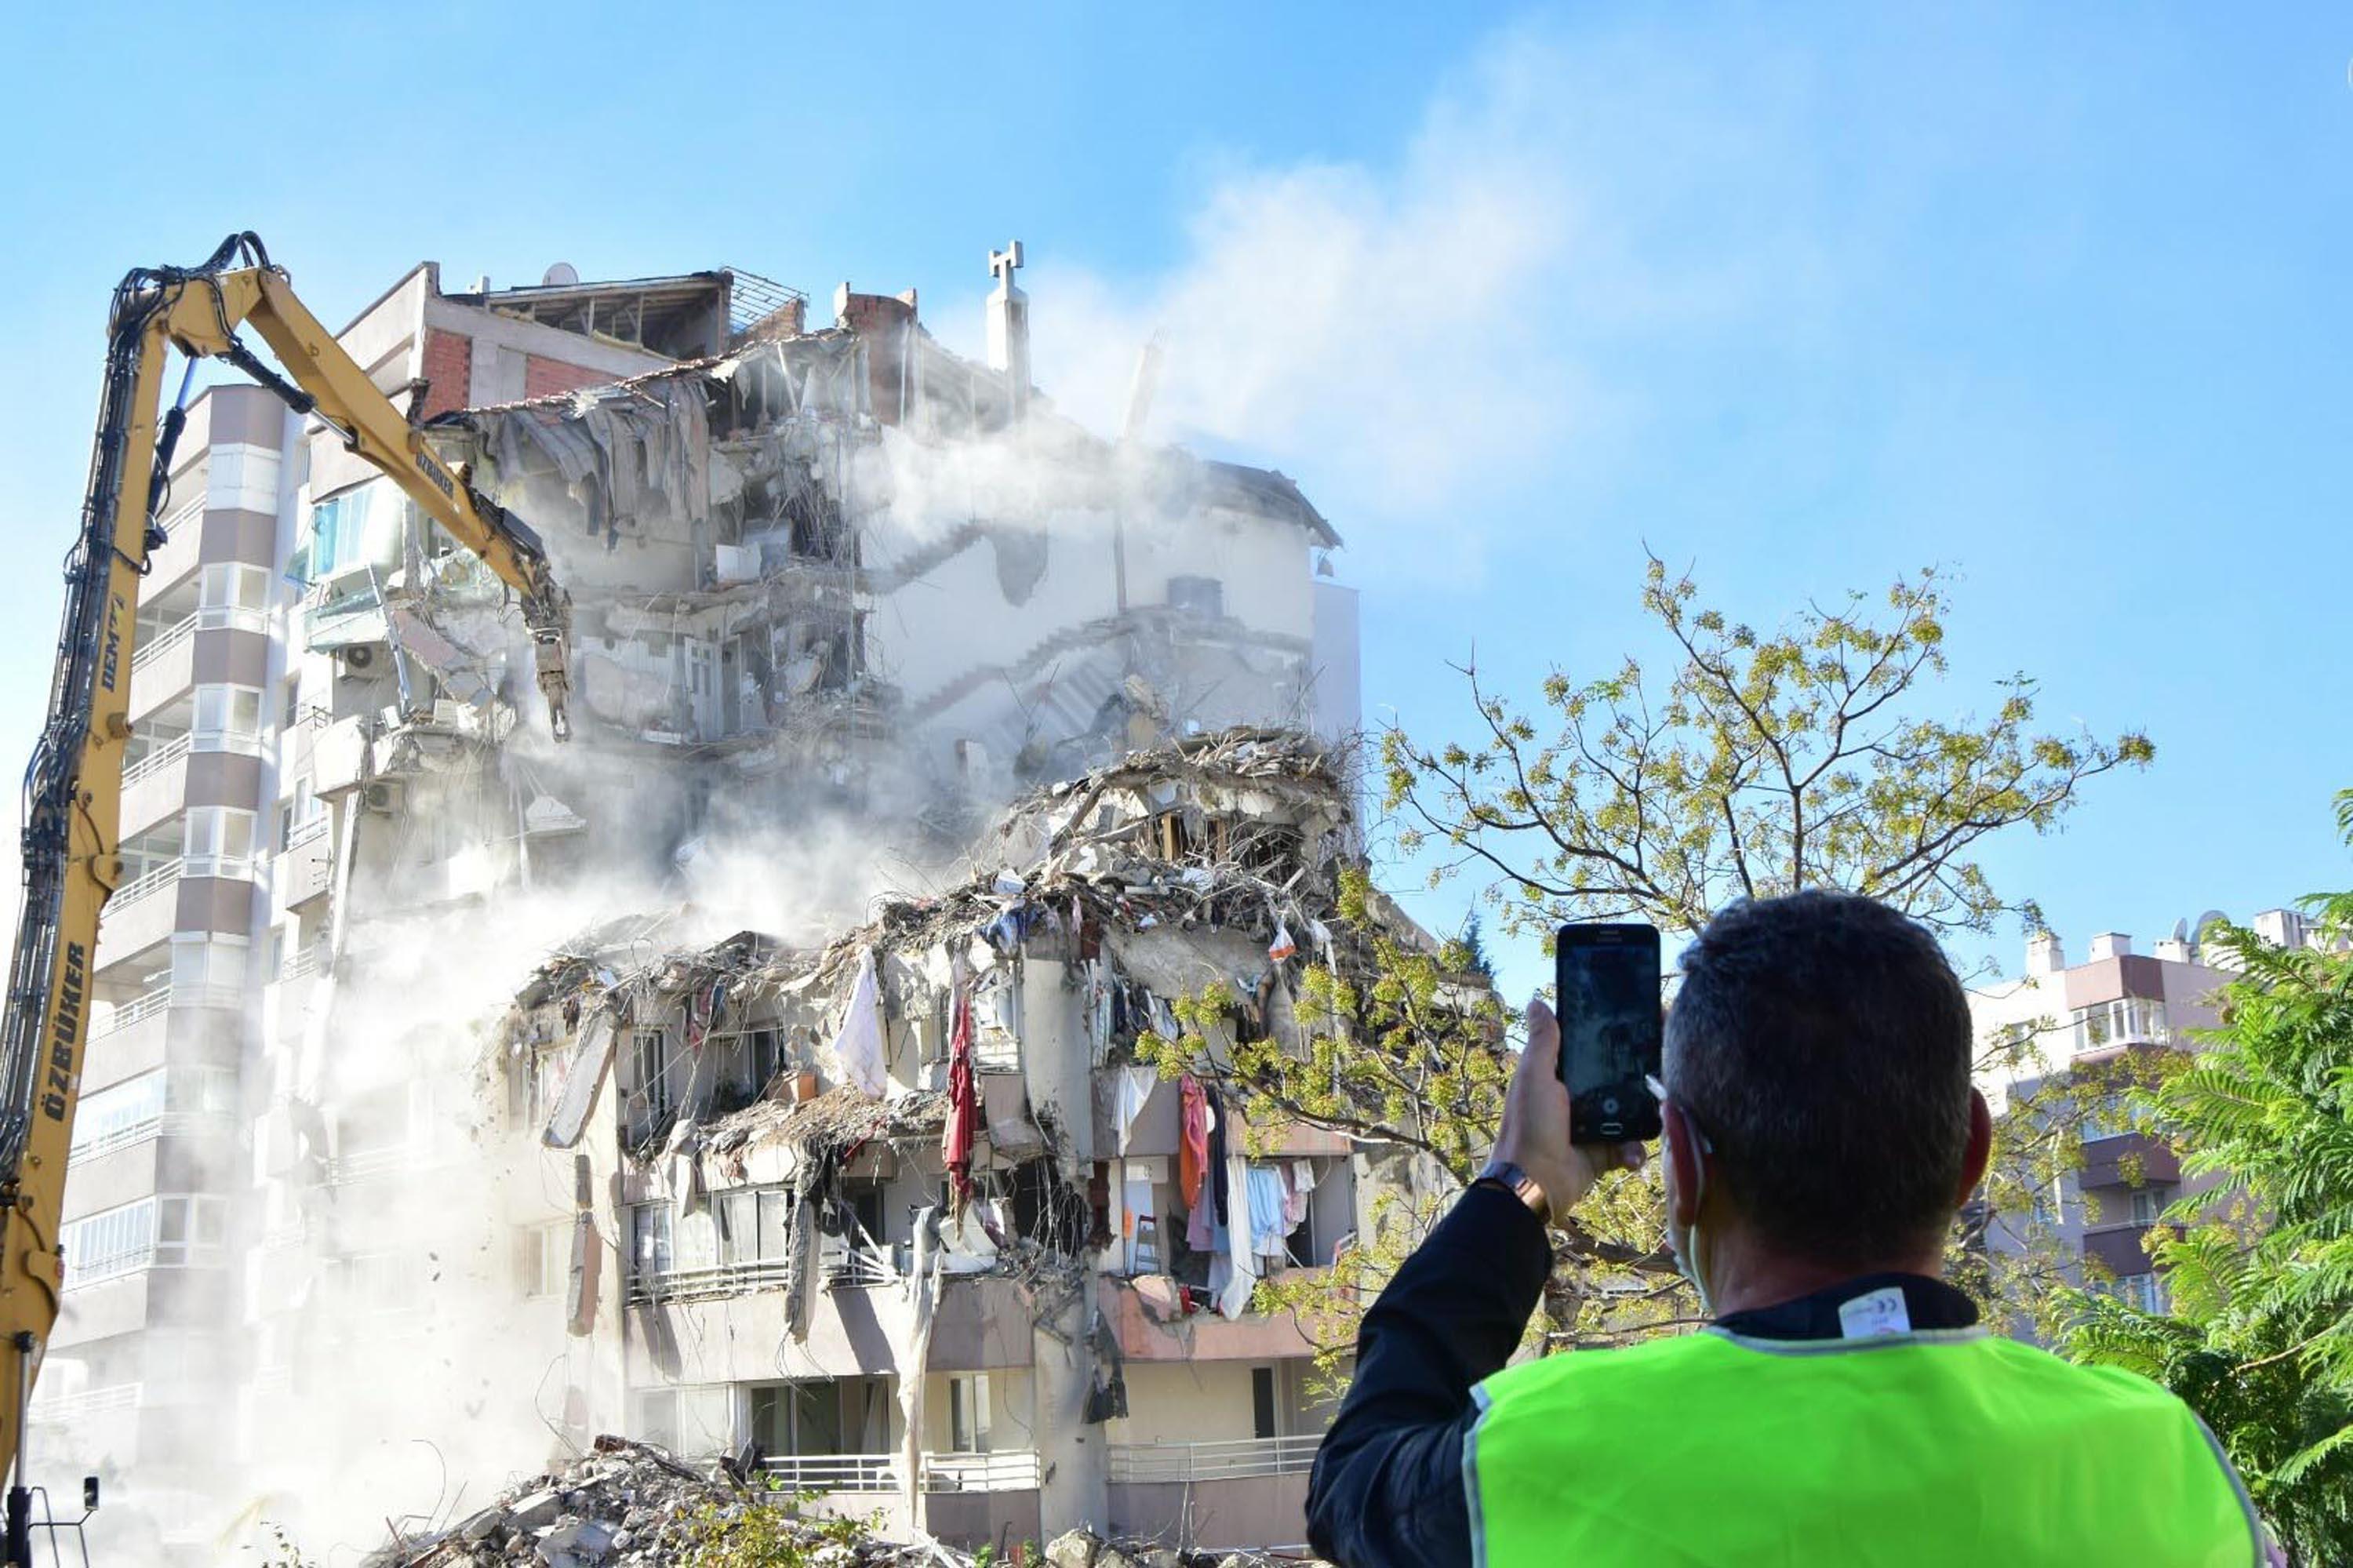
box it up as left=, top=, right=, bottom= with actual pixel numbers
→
left=119, top=736, right=192, bottom=834
left=626, top=1257, right=795, bottom=1307
left=97, top=862, right=184, bottom=963
left=1107, top=1434, right=1319, bottom=1483
left=278, top=816, right=336, bottom=913
left=1107, top=1436, right=1319, bottom=1549
left=2078, top=1130, right=2181, bottom=1191
left=755, top=1450, right=1042, bottom=1494
left=128, top=621, right=197, bottom=719
left=2082, top=1223, right=2172, bottom=1279
left=1106, top=1271, right=1326, bottom=1362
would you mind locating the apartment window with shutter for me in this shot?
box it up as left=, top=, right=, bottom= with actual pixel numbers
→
left=1251, top=1366, right=1278, bottom=1439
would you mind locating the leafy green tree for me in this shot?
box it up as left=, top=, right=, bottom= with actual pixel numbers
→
left=2064, top=797, right=2353, bottom=1564
left=1155, top=557, right=2152, bottom=1357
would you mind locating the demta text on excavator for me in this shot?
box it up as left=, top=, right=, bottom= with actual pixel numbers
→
left=0, top=233, right=576, bottom=1563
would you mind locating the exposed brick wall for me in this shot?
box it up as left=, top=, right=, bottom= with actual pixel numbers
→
left=523, top=355, right=614, bottom=402
left=418, top=329, right=473, bottom=420
left=835, top=289, right=918, bottom=424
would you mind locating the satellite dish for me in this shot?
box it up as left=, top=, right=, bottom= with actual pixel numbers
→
left=2170, top=918, right=2189, bottom=943
left=543, top=262, right=580, bottom=287
left=2193, top=909, right=2231, bottom=946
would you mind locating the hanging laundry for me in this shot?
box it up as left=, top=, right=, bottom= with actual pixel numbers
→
left=1114, top=1066, right=1155, bottom=1155
left=829, top=948, right=887, bottom=1097
left=1246, top=1164, right=1289, bottom=1260
left=943, top=967, right=977, bottom=1218
left=1285, top=1158, right=1316, bottom=1228
left=1206, top=1084, right=1231, bottom=1227
left=1217, top=1146, right=1256, bottom=1319
left=1177, top=1076, right=1209, bottom=1207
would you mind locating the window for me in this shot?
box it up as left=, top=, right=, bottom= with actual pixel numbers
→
left=304, top=483, right=403, bottom=582
left=1251, top=1366, right=1278, bottom=1440
left=523, top=1224, right=570, bottom=1298
left=751, top=1382, right=850, bottom=1457
left=60, top=1195, right=226, bottom=1286
left=632, top=1028, right=674, bottom=1126
left=715, top=1188, right=794, bottom=1267
left=2071, top=998, right=2169, bottom=1054
left=183, top=806, right=256, bottom=875
left=71, top=1072, right=167, bottom=1156
left=2120, top=1271, right=2166, bottom=1312
left=169, top=936, right=249, bottom=1002
left=280, top=676, right=301, bottom=730
left=631, top=1206, right=674, bottom=1279
left=947, top=1374, right=992, bottom=1453
left=631, top=1385, right=734, bottom=1457
left=2129, top=1186, right=2174, bottom=1226
left=191, top=684, right=264, bottom=751
left=198, top=562, right=271, bottom=617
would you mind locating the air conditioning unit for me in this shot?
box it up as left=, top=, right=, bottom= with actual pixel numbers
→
left=339, top=644, right=378, bottom=674
left=361, top=780, right=403, bottom=815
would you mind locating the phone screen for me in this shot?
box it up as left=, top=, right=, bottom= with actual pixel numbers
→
left=1556, top=924, right=1663, bottom=1142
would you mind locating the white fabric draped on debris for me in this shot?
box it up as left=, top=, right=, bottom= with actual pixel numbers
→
left=829, top=947, right=888, bottom=1097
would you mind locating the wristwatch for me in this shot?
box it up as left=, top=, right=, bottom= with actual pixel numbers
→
left=1475, top=1158, right=1553, bottom=1226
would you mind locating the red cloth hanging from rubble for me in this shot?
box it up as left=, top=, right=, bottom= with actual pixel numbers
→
left=1178, top=1074, right=1210, bottom=1208
left=944, top=976, right=978, bottom=1217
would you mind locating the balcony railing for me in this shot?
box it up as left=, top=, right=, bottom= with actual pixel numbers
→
left=751, top=1451, right=1042, bottom=1495
left=111, top=860, right=183, bottom=908
left=820, top=1237, right=899, bottom=1289
left=758, top=1453, right=900, bottom=1494
left=325, top=1145, right=411, bottom=1186
left=922, top=1450, right=1043, bottom=1492
left=279, top=945, right=328, bottom=983
left=71, top=1110, right=231, bottom=1163
left=626, top=1257, right=796, bottom=1306
left=130, top=615, right=198, bottom=674
left=285, top=813, right=331, bottom=850
left=96, top=987, right=173, bottom=1037
left=122, top=733, right=191, bottom=788
left=27, top=1384, right=141, bottom=1424
left=1107, top=1434, right=1322, bottom=1484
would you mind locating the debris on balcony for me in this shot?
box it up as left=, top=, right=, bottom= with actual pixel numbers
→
left=367, top=1431, right=1315, bottom=1567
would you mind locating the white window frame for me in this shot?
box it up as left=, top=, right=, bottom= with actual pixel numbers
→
left=947, top=1373, right=993, bottom=1454
left=183, top=806, right=257, bottom=879
left=2071, top=998, right=2170, bottom=1055
left=191, top=683, right=265, bottom=755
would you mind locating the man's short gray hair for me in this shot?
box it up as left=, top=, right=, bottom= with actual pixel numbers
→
left=1664, top=889, right=1974, bottom=1268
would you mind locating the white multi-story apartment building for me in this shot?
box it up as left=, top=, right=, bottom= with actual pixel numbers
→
left=43, top=245, right=1372, bottom=1559
left=1968, top=912, right=2322, bottom=1315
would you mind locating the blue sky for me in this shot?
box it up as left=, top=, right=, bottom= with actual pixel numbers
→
left=2, top=3, right=2348, bottom=1002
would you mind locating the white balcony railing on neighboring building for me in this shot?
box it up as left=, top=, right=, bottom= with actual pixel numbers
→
left=1107, top=1435, right=1322, bottom=1484
left=130, top=615, right=198, bottom=675
left=325, top=1145, right=411, bottom=1186
left=122, top=733, right=191, bottom=788
left=758, top=1453, right=900, bottom=1494
left=279, top=945, right=327, bottom=984
left=923, top=1450, right=1044, bottom=1492
left=27, top=1383, right=141, bottom=1426
left=96, top=987, right=173, bottom=1038
left=743, top=1451, right=1044, bottom=1496
left=285, top=813, right=331, bottom=850
left=111, top=860, right=183, bottom=909
left=72, top=1111, right=230, bottom=1164
left=93, top=981, right=242, bottom=1040
left=626, top=1257, right=796, bottom=1306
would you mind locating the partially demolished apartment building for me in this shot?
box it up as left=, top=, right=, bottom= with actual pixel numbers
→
left=48, top=244, right=1396, bottom=1555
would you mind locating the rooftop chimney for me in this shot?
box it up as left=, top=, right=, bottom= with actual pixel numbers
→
left=2088, top=932, right=2132, bottom=962
left=2025, top=931, right=2064, bottom=976
left=2151, top=936, right=2191, bottom=963
left=986, top=241, right=1030, bottom=418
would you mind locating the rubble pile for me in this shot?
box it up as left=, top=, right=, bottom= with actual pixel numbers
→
left=369, top=1436, right=1313, bottom=1568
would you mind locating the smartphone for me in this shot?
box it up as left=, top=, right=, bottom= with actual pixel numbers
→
left=1555, top=922, right=1664, bottom=1144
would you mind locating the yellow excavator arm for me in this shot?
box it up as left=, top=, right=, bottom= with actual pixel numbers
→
left=0, top=233, right=573, bottom=1559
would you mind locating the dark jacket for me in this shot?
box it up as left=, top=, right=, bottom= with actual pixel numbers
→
left=1304, top=1184, right=1980, bottom=1568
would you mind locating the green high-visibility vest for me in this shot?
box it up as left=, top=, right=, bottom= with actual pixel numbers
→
left=1465, top=1325, right=2260, bottom=1566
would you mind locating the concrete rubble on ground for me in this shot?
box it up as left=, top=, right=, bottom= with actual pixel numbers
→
left=370, top=1434, right=1313, bottom=1567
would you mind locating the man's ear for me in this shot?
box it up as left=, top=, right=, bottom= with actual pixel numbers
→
left=1956, top=1088, right=1994, bottom=1202
left=1664, top=1101, right=1704, bottom=1228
